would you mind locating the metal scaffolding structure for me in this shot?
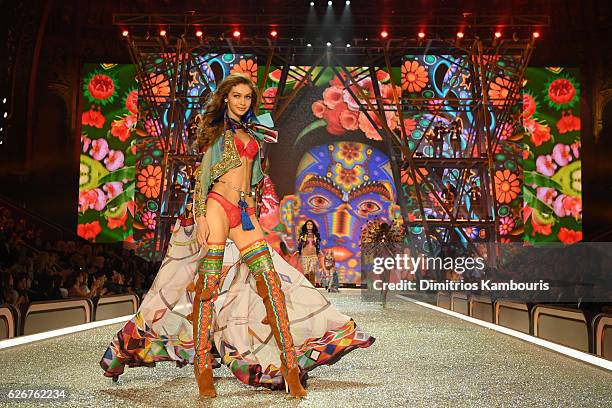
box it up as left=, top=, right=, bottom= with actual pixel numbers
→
left=116, top=13, right=539, bottom=264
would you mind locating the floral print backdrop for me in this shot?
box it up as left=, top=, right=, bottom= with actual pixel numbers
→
left=400, top=55, right=524, bottom=252
left=78, top=63, right=137, bottom=242
left=522, top=67, right=582, bottom=243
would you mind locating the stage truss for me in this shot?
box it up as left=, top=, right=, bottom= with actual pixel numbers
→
left=115, top=13, right=542, bottom=269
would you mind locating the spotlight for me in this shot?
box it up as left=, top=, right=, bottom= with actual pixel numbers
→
left=196, top=29, right=203, bottom=38
left=418, top=31, right=425, bottom=39
left=532, top=31, right=540, bottom=39
left=346, top=0, right=350, bottom=4
left=494, top=31, right=502, bottom=39
left=159, top=29, right=167, bottom=37
left=328, top=0, right=332, bottom=5
left=380, top=30, right=388, bottom=39
left=2, top=98, right=6, bottom=104
left=270, top=29, right=278, bottom=38
left=346, top=43, right=351, bottom=47
left=310, top=1, right=314, bottom=5
left=326, top=41, right=332, bottom=46
left=307, top=43, right=312, bottom=47
left=3, top=112, right=7, bottom=118
left=122, top=30, right=129, bottom=37
left=456, top=31, right=464, bottom=39
left=233, top=29, right=241, bottom=38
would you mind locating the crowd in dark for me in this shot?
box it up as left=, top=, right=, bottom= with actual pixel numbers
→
left=0, top=207, right=159, bottom=315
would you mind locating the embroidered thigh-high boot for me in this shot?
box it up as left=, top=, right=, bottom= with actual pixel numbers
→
left=192, top=242, right=225, bottom=398
left=240, top=240, right=307, bottom=398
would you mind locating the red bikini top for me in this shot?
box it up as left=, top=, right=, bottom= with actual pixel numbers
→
left=234, top=134, right=258, bottom=160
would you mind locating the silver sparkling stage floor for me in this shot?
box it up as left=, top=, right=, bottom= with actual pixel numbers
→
left=1, top=291, right=611, bottom=408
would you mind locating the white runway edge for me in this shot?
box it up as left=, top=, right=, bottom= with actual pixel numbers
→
left=0, top=315, right=132, bottom=350
left=397, top=294, right=612, bottom=372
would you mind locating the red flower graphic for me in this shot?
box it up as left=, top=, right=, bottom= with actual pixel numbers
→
left=524, top=118, right=551, bottom=147
left=339, top=110, right=359, bottom=131
left=107, top=208, right=128, bottom=230
left=548, top=78, right=576, bottom=105
left=125, top=90, right=138, bottom=114
left=523, top=93, right=536, bottom=118
left=110, top=114, right=137, bottom=142
left=88, top=74, right=115, bottom=101
left=77, top=221, right=102, bottom=241
left=82, top=106, right=106, bottom=128
left=556, top=111, right=580, bottom=134
left=322, top=101, right=349, bottom=135
left=557, top=227, right=582, bottom=244
left=312, top=100, right=326, bottom=119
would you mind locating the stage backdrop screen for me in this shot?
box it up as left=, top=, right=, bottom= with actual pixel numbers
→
left=522, top=67, right=582, bottom=243
left=78, top=63, right=137, bottom=242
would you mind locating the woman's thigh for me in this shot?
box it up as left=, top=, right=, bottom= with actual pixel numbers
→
left=204, top=198, right=230, bottom=243
left=228, top=213, right=265, bottom=251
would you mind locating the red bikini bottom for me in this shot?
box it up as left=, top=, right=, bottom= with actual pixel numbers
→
left=207, top=191, right=256, bottom=229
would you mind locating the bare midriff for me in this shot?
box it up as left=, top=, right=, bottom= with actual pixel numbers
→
left=302, top=234, right=317, bottom=256
left=209, top=128, right=256, bottom=207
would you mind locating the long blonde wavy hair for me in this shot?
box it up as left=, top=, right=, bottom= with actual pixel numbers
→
left=196, top=73, right=260, bottom=150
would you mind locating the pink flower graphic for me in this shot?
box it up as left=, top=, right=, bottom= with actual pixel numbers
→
left=81, top=135, right=91, bottom=153
left=104, top=149, right=125, bottom=171
left=93, top=188, right=107, bottom=211
left=142, top=211, right=157, bottom=230
left=499, top=216, right=515, bottom=236
left=551, top=143, right=571, bottom=166
left=553, top=195, right=582, bottom=219
left=571, top=141, right=580, bottom=159
left=145, top=118, right=162, bottom=137
left=536, top=187, right=557, bottom=206
left=103, top=182, right=123, bottom=200
left=535, top=154, right=557, bottom=177
left=90, top=138, right=109, bottom=161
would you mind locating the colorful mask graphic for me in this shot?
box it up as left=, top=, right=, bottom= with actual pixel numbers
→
left=281, top=141, right=399, bottom=284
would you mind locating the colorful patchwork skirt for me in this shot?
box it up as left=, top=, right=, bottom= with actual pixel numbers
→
left=99, top=218, right=374, bottom=389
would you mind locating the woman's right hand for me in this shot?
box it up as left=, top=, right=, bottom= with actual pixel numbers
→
left=196, top=216, right=210, bottom=248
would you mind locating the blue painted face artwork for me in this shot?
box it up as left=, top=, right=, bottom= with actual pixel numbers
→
left=288, top=141, right=398, bottom=284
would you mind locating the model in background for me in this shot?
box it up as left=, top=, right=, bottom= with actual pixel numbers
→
left=296, top=219, right=321, bottom=286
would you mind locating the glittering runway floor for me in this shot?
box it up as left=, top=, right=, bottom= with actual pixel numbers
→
left=1, top=291, right=611, bottom=408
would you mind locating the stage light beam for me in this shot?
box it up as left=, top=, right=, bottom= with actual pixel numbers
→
left=159, top=29, right=167, bottom=37
left=233, top=29, right=241, bottom=38
left=380, top=30, right=388, bottom=39
left=494, top=31, right=502, bottom=39
left=270, top=29, right=278, bottom=38
left=532, top=31, right=540, bottom=39
left=122, top=30, right=129, bottom=37
left=418, top=31, right=425, bottom=39
left=456, top=31, right=464, bottom=39
left=310, top=1, right=314, bottom=5
left=328, top=1, right=332, bottom=5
